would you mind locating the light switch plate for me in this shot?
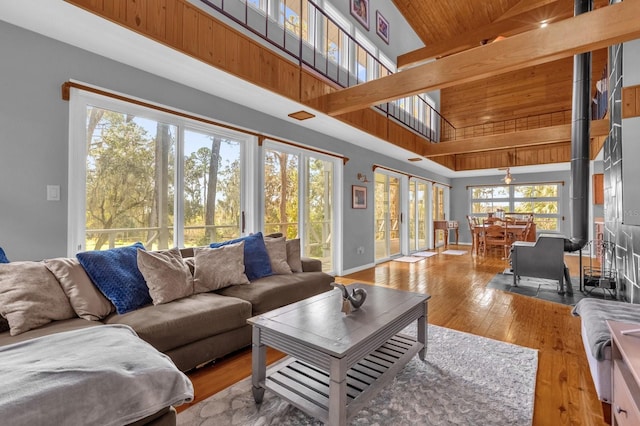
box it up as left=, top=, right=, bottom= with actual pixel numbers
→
left=47, top=185, right=60, bottom=201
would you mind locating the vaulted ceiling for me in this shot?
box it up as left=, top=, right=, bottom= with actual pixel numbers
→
left=372, top=0, right=615, bottom=169
left=392, top=0, right=610, bottom=130
left=393, top=0, right=609, bottom=60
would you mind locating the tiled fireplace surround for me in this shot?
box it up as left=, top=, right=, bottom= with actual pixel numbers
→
left=603, top=40, right=640, bottom=303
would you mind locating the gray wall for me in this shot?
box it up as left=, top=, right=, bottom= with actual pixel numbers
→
left=0, top=20, right=448, bottom=270
left=450, top=171, right=572, bottom=245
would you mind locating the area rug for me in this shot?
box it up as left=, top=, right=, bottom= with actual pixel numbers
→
left=413, top=251, right=437, bottom=257
left=486, top=272, right=592, bottom=306
left=442, top=249, right=466, bottom=255
left=392, top=256, right=423, bottom=263
left=178, top=324, right=538, bottom=426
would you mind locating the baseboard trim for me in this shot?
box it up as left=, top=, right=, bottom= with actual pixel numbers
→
left=340, top=262, right=376, bottom=276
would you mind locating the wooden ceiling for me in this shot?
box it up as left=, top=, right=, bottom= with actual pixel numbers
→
left=394, top=0, right=610, bottom=61
left=441, top=48, right=608, bottom=129
left=392, top=0, right=610, bottom=131
left=373, top=0, right=613, bottom=170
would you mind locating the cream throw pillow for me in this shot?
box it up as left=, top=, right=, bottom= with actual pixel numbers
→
left=0, top=261, right=76, bottom=335
left=193, top=242, right=250, bottom=293
left=286, top=238, right=303, bottom=272
left=44, top=257, right=114, bottom=321
left=264, top=237, right=292, bottom=275
left=137, top=248, right=194, bottom=305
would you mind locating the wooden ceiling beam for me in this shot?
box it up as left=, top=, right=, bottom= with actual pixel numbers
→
left=397, top=0, right=571, bottom=69
left=319, top=0, right=640, bottom=117
left=421, top=119, right=609, bottom=157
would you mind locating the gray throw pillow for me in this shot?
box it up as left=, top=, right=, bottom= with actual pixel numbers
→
left=193, top=242, right=250, bottom=293
left=137, top=248, right=194, bottom=305
left=286, top=238, right=303, bottom=272
left=0, top=261, right=76, bottom=335
left=264, top=237, right=292, bottom=275
left=44, top=257, right=115, bottom=321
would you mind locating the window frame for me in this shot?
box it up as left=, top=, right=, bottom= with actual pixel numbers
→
left=68, top=87, right=259, bottom=255
left=468, top=183, right=563, bottom=233
left=261, top=139, right=343, bottom=274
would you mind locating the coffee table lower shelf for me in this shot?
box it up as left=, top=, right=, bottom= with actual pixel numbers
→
left=263, top=333, right=421, bottom=423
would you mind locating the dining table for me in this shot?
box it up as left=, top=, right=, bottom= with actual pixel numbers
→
left=471, top=222, right=536, bottom=255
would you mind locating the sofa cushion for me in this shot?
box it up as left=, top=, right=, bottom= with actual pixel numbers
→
left=44, top=257, right=114, bottom=321
left=103, top=293, right=252, bottom=353
left=76, top=242, right=151, bottom=314
left=0, top=247, right=9, bottom=264
left=216, top=271, right=334, bottom=315
left=286, top=239, right=303, bottom=272
left=264, top=237, right=292, bottom=275
left=210, top=232, right=272, bottom=281
left=137, top=248, right=193, bottom=305
left=0, top=317, right=102, bottom=347
left=193, top=243, right=249, bottom=293
left=0, top=262, right=76, bottom=335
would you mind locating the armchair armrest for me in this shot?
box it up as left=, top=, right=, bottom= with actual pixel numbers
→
left=301, top=257, right=322, bottom=272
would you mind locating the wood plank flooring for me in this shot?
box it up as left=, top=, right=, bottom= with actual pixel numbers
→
left=179, top=245, right=608, bottom=425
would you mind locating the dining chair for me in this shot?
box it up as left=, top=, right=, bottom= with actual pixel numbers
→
left=516, top=219, right=534, bottom=242
left=481, top=221, right=512, bottom=259
left=466, top=215, right=478, bottom=254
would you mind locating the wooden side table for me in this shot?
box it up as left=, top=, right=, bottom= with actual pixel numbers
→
left=433, top=220, right=459, bottom=247
left=607, top=320, right=640, bottom=425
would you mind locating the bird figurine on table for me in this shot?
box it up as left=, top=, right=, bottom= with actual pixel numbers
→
left=332, top=283, right=367, bottom=314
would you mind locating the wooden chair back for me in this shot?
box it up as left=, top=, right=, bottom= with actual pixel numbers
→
left=481, top=221, right=512, bottom=259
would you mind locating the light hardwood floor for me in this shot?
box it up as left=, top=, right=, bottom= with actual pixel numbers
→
left=179, top=245, right=608, bottom=425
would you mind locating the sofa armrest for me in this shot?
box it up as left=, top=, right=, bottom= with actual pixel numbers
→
left=301, top=257, right=322, bottom=272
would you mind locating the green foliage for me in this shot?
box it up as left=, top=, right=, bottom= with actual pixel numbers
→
left=86, top=109, right=176, bottom=250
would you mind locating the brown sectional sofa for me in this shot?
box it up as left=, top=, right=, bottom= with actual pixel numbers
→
left=0, top=244, right=333, bottom=426
left=0, top=256, right=333, bottom=371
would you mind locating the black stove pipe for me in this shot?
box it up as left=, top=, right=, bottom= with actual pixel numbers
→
left=564, top=0, right=592, bottom=253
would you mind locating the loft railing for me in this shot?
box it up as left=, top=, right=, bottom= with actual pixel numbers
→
left=445, top=110, right=574, bottom=142
left=198, top=0, right=455, bottom=142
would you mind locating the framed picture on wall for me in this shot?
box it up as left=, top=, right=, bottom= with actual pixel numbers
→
left=376, top=11, right=389, bottom=44
left=352, top=185, right=367, bottom=209
left=350, top=0, right=370, bottom=30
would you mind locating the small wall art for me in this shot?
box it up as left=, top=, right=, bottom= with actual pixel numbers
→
left=350, top=0, right=370, bottom=30
left=352, top=185, right=367, bottom=209
left=376, top=11, right=389, bottom=44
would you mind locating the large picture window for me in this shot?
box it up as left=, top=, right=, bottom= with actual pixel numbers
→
left=470, top=183, right=562, bottom=232
left=68, top=89, right=254, bottom=253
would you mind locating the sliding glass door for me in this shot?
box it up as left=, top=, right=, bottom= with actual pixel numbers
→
left=432, top=185, right=446, bottom=247
left=374, top=171, right=401, bottom=261
left=263, top=142, right=338, bottom=273
left=409, top=179, right=429, bottom=252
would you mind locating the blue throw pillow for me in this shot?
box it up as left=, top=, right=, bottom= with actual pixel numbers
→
left=0, top=247, right=9, bottom=263
left=210, top=232, right=272, bottom=281
left=76, top=242, right=151, bottom=314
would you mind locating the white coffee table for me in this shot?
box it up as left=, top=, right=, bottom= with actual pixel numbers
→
left=248, top=283, right=430, bottom=425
